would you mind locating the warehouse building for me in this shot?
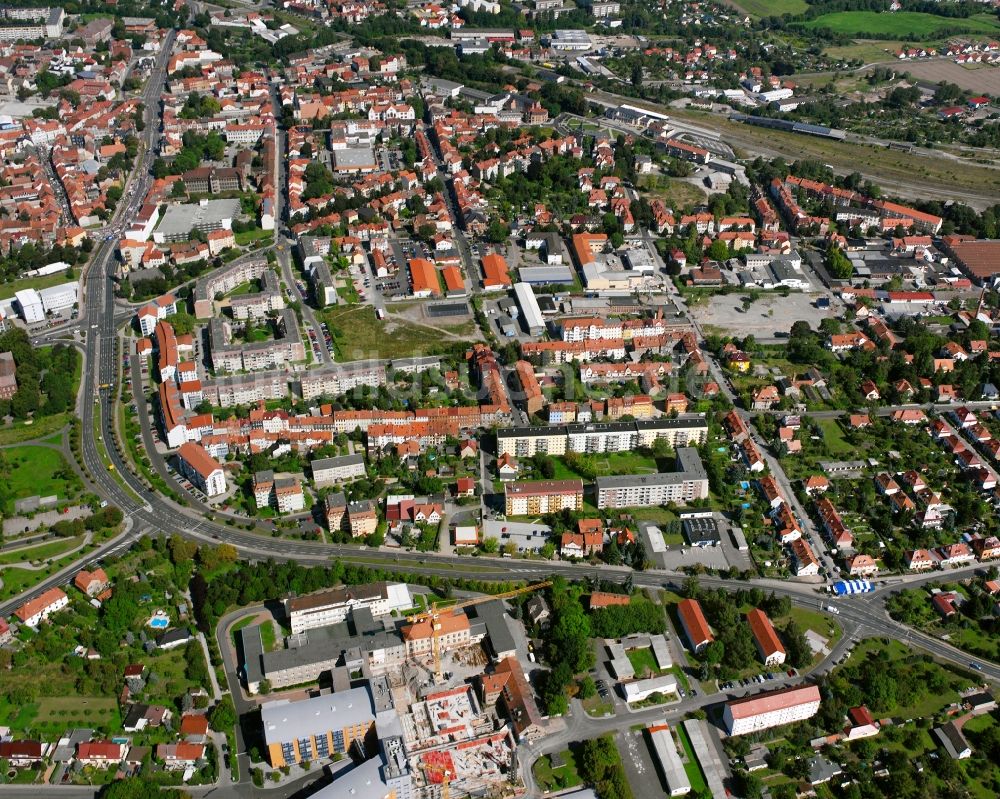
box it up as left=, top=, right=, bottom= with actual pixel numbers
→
left=646, top=724, right=691, bottom=797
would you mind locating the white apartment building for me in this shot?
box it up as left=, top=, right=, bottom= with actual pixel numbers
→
left=594, top=448, right=708, bottom=508
left=311, top=454, right=366, bottom=488
left=285, top=582, right=412, bottom=633
left=496, top=418, right=708, bottom=458
left=723, top=685, right=821, bottom=736
left=176, top=442, right=227, bottom=497
left=14, top=587, right=69, bottom=627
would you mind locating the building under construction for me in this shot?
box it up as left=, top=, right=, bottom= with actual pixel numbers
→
left=252, top=583, right=550, bottom=799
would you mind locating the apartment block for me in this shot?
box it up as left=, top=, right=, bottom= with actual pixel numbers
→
left=723, top=685, right=821, bottom=736
left=496, top=417, right=708, bottom=458
left=593, top=447, right=708, bottom=508
left=504, top=479, right=583, bottom=516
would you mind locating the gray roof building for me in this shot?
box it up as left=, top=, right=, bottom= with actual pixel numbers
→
left=261, top=686, right=375, bottom=747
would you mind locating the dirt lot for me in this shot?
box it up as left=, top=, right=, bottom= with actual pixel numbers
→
left=690, top=291, right=836, bottom=338
left=893, top=59, right=1000, bottom=94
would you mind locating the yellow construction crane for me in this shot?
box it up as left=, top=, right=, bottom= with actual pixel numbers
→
left=423, top=761, right=451, bottom=799
left=406, top=581, right=551, bottom=680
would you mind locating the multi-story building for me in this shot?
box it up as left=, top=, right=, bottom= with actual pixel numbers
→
left=209, top=310, right=305, bottom=373
left=176, top=442, right=227, bottom=497
left=0, top=351, right=16, bottom=399
left=202, top=372, right=288, bottom=407
left=311, top=454, right=366, bottom=488
left=723, top=685, right=821, bottom=736
left=747, top=608, right=786, bottom=667
left=261, top=687, right=376, bottom=767
left=229, top=270, right=284, bottom=321
left=285, top=582, right=412, bottom=634
left=505, top=479, right=583, bottom=516
left=593, top=448, right=708, bottom=508
left=324, top=492, right=347, bottom=532
left=676, top=598, right=713, bottom=653
left=401, top=608, right=472, bottom=658
left=254, top=470, right=303, bottom=513
left=347, top=500, right=378, bottom=537
left=135, top=294, right=177, bottom=336
left=193, top=258, right=268, bottom=318
left=296, top=363, right=387, bottom=401
left=0, top=7, right=63, bottom=40
left=496, top=417, right=708, bottom=458
left=181, top=167, right=242, bottom=195
left=14, top=587, right=69, bottom=626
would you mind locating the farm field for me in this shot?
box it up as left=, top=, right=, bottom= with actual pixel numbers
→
left=727, top=0, right=807, bottom=16
left=804, top=11, right=1000, bottom=39
left=897, top=59, right=1000, bottom=94
left=825, top=39, right=913, bottom=63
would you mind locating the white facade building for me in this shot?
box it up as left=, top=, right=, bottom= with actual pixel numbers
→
left=723, top=685, right=821, bottom=736
left=286, top=582, right=412, bottom=634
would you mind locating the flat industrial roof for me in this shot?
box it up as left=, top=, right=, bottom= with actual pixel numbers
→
left=261, top=687, right=375, bottom=744
left=332, top=147, right=376, bottom=169
left=156, top=199, right=240, bottom=237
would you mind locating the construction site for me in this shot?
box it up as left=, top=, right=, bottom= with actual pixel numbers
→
left=251, top=582, right=550, bottom=799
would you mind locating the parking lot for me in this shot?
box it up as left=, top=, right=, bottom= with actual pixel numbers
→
left=690, top=289, right=835, bottom=338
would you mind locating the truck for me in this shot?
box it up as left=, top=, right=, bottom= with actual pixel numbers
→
left=831, top=579, right=874, bottom=596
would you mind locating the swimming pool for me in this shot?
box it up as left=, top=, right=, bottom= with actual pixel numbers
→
left=148, top=611, right=170, bottom=629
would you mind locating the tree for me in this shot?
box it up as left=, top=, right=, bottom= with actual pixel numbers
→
left=707, top=239, right=730, bottom=262
left=480, top=537, right=499, bottom=554
left=485, top=218, right=509, bottom=243
left=209, top=696, right=236, bottom=732
left=577, top=675, right=596, bottom=700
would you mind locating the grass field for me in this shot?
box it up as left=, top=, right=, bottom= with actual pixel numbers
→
left=804, top=11, right=1000, bottom=38
left=0, top=269, right=79, bottom=299
left=0, top=536, right=84, bottom=566
left=674, top=724, right=709, bottom=796
left=2, top=445, right=82, bottom=514
left=726, top=0, right=806, bottom=16
left=320, top=306, right=472, bottom=360
left=670, top=107, right=1000, bottom=200
left=0, top=414, right=70, bottom=447
left=825, top=39, right=912, bottom=63
left=816, top=418, right=853, bottom=457
left=627, top=646, right=665, bottom=679
left=637, top=175, right=706, bottom=211
left=234, top=228, right=274, bottom=246
left=532, top=750, right=582, bottom=792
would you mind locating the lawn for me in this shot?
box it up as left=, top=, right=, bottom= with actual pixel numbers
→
left=260, top=619, right=278, bottom=652
left=0, top=414, right=71, bottom=447
left=234, top=228, right=274, bottom=246
left=803, top=11, right=1000, bottom=38
left=725, top=0, right=806, bottom=16
left=1, top=445, right=82, bottom=514
left=627, top=646, right=665, bottom=679
left=0, top=269, right=78, bottom=299
left=581, top=695, right=615, bottom=717
left=0, top=536, right=84, bottom=566
left=319, top=306, right=471, bottom=360
left=637, top=175, right=705, bottom=211
left=33, top=697, right=120, bottom=736
left=532, top=749, right=583, bottom=792
left=815, top=418, right=853, bottom=457
left=674, top=724, right=709, bottom=796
